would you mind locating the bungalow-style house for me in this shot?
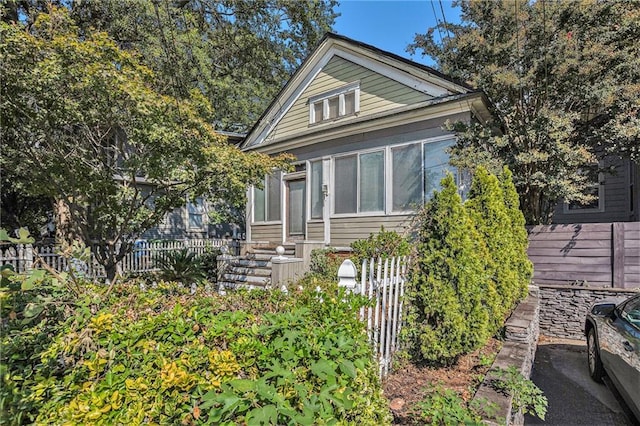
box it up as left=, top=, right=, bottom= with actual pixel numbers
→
left=240, top=33, right=492, bottom=250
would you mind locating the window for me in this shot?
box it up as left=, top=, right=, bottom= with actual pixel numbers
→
left=565, top=162, right=604, bottom=212
left=253, top=172, right=281, bottom=222
left=392, top=144, right=422, bottom=211
left=334, top=151, right=384, bottom=214
left=310, top=161, right=323, bottom=219
left=187, top=197, right=205, bottom=229
left=424, top=139, right=459, bottom=200
left=309, top=83, right=360, bottom=124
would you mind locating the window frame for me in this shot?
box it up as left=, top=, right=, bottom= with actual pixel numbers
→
left=308, top=82, right=360, bottom=125
left=252, top=171, right=283, bottom=225
left=332, top=148, right=385, bottom=217
left=187, top=197, right=206, bottom=230
left=563, top=161, right=605, bottom=214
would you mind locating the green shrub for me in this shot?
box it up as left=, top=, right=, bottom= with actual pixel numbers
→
left=154, top=248, right=205, bottom=283
left=414, top=386, right=485, bottom=425
left=308, top=247, right=343, bottom=280
left=491, top=366, right=547, bottom=420
left=499, top=167, right=533, bottom=301
left=198, top=246, right=222, bottom=282
left=466, top=166, right=525, bottom=320
left=350, top=226, right=411, bottom=271
left=1, top=276, right=391, bottom=425
left=404, top=174, right=496, bottom=363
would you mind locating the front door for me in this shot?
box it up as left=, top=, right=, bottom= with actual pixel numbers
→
left=287, top=179, right=306, bottom=240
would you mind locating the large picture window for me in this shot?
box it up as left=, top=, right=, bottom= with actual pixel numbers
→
left=334, top=151, right=384, bottom=214
left=253, top=172, right=281, bottom=222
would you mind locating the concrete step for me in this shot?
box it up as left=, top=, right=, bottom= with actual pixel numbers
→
left=245, top=253, right=275, bottom=261
left=229, top=266, right=271, bottom=277
left=231, top=259, right=271, bottom=268
left=223, top=274, right=270, bottom=285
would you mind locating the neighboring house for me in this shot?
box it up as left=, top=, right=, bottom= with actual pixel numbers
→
left=551, top=155, right=639, bottom=224
left=143, top=131, right=247, bottom=241
left=240, top=33, right=492, bottom=248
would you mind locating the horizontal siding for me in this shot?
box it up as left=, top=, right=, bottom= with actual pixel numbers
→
left=329, top=215, right=412, bottom=246
left=251, top=224, right=282, bottom=245
left=272, top=56, right=432, bottom=141
left=552, top=157, right=633, bottom=224
left=307, top=222, right=324, bottom=241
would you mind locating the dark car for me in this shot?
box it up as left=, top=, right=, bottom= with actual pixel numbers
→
left=585, top=294, right=640, bottom=421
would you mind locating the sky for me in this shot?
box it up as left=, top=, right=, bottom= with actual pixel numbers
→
left=333, top=0, right=461, bottom=67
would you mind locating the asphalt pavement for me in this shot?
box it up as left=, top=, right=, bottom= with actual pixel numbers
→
left=525, top=340, right=638, bottom=426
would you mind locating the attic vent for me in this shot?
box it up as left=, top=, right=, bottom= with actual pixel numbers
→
left=309, top=82, right=360, bottom=124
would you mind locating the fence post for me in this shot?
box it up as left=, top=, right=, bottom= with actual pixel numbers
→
left=337, top=259, right=358, bottom=293
left=612, top=222, right=624, bottom=288
left=25, top=244, right=34, bottom=272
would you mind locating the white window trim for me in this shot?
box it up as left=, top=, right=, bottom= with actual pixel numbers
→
left=252, top=172, right=283, bottom=225
left=327, top=135, right=462, bottom=218
left=187, top=197, right=207, bottom=230
left=309, top=82, right=360, bottom=124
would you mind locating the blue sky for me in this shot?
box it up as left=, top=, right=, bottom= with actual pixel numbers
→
left=333, top=0, right=461, bottom=67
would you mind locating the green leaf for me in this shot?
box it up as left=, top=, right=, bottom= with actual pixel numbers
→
left=246, top=404, right=277, bottom=426
left=23, top=302, right=44, bottom=319
left=338, top=360, right=357, bottom=379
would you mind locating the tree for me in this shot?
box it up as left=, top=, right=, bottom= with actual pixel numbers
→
left=411, top=0, right=640, bottom=224
left=405, top=174, right=497, bottom=363
left=4, top=0, right=338, bottom=132
left=1, top=8, right=288, bottom=281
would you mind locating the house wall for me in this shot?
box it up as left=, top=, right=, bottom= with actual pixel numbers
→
left=250, top=223, right=282, bottom=244
left=329, top=215, right=413, bottom=247
left=552, top=157, right=638, bottom=224
left=306, top=222, right=324, bottom=241
left=271, top=55, right=433, bottom=141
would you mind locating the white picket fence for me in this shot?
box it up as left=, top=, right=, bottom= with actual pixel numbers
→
left=357, top=256, right=409, bottom=377
left=0, top=239, right=228, bottom=278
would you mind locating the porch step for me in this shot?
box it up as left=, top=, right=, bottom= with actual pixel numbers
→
left=229, top=266, right=271, bottom=277
left=222, top=274, right=270, bottom=285
left=233, top=259, right=271, bottom=268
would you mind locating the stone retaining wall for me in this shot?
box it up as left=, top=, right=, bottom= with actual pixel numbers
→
left=538, top=284, right=640, bottom=340
left=473, top=287, right=540, bottom=426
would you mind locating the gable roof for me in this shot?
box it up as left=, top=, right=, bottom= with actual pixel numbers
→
left=241, top=32, right=487, bottom=151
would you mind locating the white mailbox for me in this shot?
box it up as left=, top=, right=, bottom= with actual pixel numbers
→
left=337, top=259, right=358, bottom=293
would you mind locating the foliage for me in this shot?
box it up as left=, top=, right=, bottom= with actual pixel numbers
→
left=465, top=166, right=525, bottom=322
left=411, top=0, right=640, bottom=224
left=0, top=276, right=391, bottom=425
left=3, top=0, right=338, bottom=133
left=0, top=7, right=289, bottom=281
left=308, top=248, right=344, bottom=281
left=350, top=226, right=411, bottom=272
left=154, top=249, right=206, bottom=284
left=199, top=247, right=222, bottom=282
left=404, top=174, right=496, bottom=363
left=413, top=386, right=500, bottom=426
left=491, top=366, right=547, bottom=420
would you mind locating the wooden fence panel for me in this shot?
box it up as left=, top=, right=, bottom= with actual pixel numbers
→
left=527, top=222, right=640, bottom=288
left=357, top=256, right=408, bottom=378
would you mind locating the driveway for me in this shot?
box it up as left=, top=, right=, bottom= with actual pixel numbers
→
left=525, top=338, right=638, bottom=425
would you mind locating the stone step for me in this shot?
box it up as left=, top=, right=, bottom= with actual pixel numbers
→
left=223, top=274, right=270, bottom=285
left=245, top=253, right=276, bottom=261
left=229, top=266, right=271, bottom=277
left=231, top=259, right=271, bottom=268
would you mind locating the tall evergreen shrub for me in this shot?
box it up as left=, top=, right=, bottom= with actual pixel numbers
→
left=465, top=166, right=520, bottom=320
left=499, top=166, right=533, bottom=300
left=405, top=174, right=495, bottom=363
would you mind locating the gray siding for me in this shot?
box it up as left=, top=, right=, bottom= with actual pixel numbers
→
left=290, top=113, right=469, bottom=162
left=251, top=224, right=282, bottom=243
left=552, top=157, right=638, bottom=224
left=330, top=215, right=412, bottom=247
left=306, top=221, right=324, bottom=241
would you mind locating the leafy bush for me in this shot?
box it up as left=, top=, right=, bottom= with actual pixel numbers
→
left=154, top=248, right=205, bottom=283
left=491, top=366, right=547, bottom=420
left=308, top=247, right=343, bottom=280
left=404, top=174, right=497, bottom=363
left=1, top=276, right=391, bottom=425
left=413, top=386, right=492, bottom=425
left=198, top=246, right=222, bottom=282
left=350, top=226, right=411, bottom=271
